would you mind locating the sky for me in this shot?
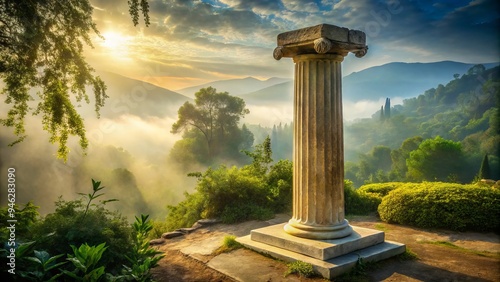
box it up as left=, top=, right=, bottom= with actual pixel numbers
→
left=86, top=0, right=500, bottom=90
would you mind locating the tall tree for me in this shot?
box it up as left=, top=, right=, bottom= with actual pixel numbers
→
left=478, top=154, right=491, bottom=180
left=171, top=87, right=250, bottom=162
left=384, top=97, right=391, bottom=118
left=0, top=0, right=149, bottom=160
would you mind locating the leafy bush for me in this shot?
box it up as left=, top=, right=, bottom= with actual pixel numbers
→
left=165, top=138, right=293, bottom=229
left=344, top=180, right=382, bottom=215
left=28, top=180, right=133, bottom=274
left=378, top=182, right=500, bottom=231
left=120, top=214, right=165, bottom=281
left=0, top=202, right=39, bottom=242
left=358, top=182, right=404, bottom=197
left=165, top=191, right=205, bottom=231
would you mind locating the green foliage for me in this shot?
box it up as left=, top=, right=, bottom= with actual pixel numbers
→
left=165, top=191, right=206, bottom=231
left=398, top=248, right=419, bottom=261
left=220, top=203, right=274, bottom=224
left=19, top=250, right=66, bottom=281
left=166, top=138, right=293, bottom=229
left=243, top=135, right=273, bottom=175
left=120, top=214, right=164, bottom=282
left=62, top=243, right=107, bottom=281
left=29, top=180, right=133, bottom=274
left=406, top=136, right=465, bottom=182
left=478, top=154, right=492, bottom=179
left=358, top=182, right=403, bottom=198
left=344, top=180, right=382, bottom=215
left=0, top=202, right=39, bottom=242
left=378, top=182, right=500, bottom=231
left=283, top=260, right=315, bottom=278
left=170, top=87, right=252, bottom=165
left=0, top=0, right=148, bottom=160
left=213, top=235, right=243, bottom=255
left=344, top=66, right=500, bottom=184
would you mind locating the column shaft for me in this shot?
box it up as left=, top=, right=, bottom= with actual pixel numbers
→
left=284, top=54, right=352, bottom=239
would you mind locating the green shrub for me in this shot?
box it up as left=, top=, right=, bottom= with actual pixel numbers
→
left=28, top=181, right=133, bottom=274
left=165, top=191, right=205, bottom=231
left=166, top=157, right=293, bottom=229
left=378, top=182, right=500, bottom=231
left=358, top=182, right=404, bottom=197
left=344, top=180, right=382, bottom=215
left=0, top=202, right=39, bottom=242
left=220, top=204, right=274, bottom=224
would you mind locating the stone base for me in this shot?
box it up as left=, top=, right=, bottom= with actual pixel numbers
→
left=237, top=224, right=405, bottom=279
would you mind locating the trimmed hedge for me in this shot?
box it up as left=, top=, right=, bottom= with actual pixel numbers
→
left=378, top=182, right=500, bottom=231
left=358, top=182, right=404, bottom=197
left=344, top=180, right=382, bottom=215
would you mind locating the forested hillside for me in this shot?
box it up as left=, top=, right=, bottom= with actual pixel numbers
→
left=247, top=65, right=499, bottom=187
left=344, top=65, right=499, bottom=186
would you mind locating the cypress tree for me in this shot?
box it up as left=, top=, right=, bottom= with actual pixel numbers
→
left=384, top=98, right=391, bottom=118
left=479, top=154, right=491, bottom=180
left=380, top=105, right=385, bottom=121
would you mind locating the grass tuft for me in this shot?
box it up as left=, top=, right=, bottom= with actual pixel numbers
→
left=398, top=247, right=419, bottom=261
left=213, top=235, right=242, bottom=255
left=284, top=260, right=316, bottom=278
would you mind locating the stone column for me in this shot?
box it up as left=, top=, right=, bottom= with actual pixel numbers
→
left=273, top=24, right=367, bottom=239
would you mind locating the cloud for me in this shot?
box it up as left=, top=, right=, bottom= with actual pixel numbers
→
left=85, top=0, right=500, bottom=90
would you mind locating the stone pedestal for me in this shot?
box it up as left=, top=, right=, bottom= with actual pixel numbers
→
left=237, top=24, right=405, bottom=279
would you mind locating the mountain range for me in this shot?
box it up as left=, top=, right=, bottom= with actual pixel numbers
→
left=176, top=76, right=290, bottom=98
left=236, top=61, right=499, bottom=104
left=91, top=61, right=499, bottom=122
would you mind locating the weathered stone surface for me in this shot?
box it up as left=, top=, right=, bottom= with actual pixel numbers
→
left=191, top=221, right=203, bottom=229
left=284, top=53, right=351, bottom=239
left=177, top=227, right=198, bottom=234
left=274, top=23, right=367, bottom=59
left=196, top=219, right=221, bottom=226
left=238, top=235, right=405, bottom=279
left=277, top=24, right=349, bottom=46
left=149, top=238, right=166, bottom=245
left=251, top=224, right=384, bottom=260
left=162, top=231, right=184, bottom=239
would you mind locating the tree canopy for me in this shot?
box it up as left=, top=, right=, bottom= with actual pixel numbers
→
left=171, top=87, right=252, bottom=165
left=0, top=0, right=149, bottom=160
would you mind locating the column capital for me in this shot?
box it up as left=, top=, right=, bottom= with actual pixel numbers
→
left=273, top=23, right=368, bottom=60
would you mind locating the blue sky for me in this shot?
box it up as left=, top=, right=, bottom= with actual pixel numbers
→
left=87, top=0, right=500, bottom=89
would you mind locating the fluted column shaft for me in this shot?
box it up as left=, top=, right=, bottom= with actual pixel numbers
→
left=283, top=54, right=352, bottom=239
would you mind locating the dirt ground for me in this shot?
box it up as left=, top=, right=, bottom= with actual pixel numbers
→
left=151, top=214, right=500, bottom=282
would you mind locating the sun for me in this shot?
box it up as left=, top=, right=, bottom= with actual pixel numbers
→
left=98, top=31, right=133, bottom=60
left=101, top=31, right=128, bottom=49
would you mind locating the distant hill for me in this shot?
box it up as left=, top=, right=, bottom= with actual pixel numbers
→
left=343, top=61, right=499, bottom=101
left=238, top=81, right=293, bottom=105
left=238, top=61, right=499, bottom=104
left=97, top=71, right=189, bottom=118
left=176, top=76, right=290, bottom=98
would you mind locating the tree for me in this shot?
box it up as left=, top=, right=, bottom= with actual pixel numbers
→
left=478, top=154, right=491, bottom=180
left=171, top=87, right=250, bottom=163
left=244, top=135, right=273, bottom=175
left=0, top=0, right=149, bottom=160
left=406, top=136, right=465, bottom=182
left=384, top=97, right=391, bottom=118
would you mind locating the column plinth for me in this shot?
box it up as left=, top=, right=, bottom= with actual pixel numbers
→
left=274, top=24, right=368, bottom=240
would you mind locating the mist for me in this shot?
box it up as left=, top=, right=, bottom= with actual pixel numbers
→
left=0, top=86, right=198, bottom=221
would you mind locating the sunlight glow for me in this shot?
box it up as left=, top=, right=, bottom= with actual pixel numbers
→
left=98, top=31, right=134, bottom=60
